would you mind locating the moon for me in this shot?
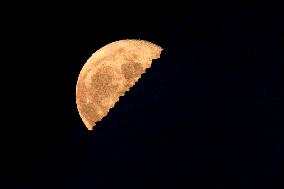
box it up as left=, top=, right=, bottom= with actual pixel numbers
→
left=76, top=39, right=163, bottom=130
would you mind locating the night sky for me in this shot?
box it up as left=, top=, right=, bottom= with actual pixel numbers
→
left=2, top=7, right=284, bottom=189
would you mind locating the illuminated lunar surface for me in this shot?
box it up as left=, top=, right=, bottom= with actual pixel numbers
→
left=76, top=39, right=163, bottom=130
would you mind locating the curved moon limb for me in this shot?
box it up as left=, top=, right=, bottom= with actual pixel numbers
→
left=76, top=39, right=163, bottom=130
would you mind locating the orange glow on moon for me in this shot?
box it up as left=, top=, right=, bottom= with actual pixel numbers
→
left=76, top=39, right=163, bottom=130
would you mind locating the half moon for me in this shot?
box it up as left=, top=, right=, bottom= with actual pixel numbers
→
left=76, top=39, right=163, bottom=130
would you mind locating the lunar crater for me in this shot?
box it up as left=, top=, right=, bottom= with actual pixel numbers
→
left=121, top=62, right=144, bottom=80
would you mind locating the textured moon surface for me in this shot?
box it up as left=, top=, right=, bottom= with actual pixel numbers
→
left=76, top=39, right=163, bottom=130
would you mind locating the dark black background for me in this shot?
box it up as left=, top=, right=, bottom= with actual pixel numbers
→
left=1, top=7, right=284, bottom=189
